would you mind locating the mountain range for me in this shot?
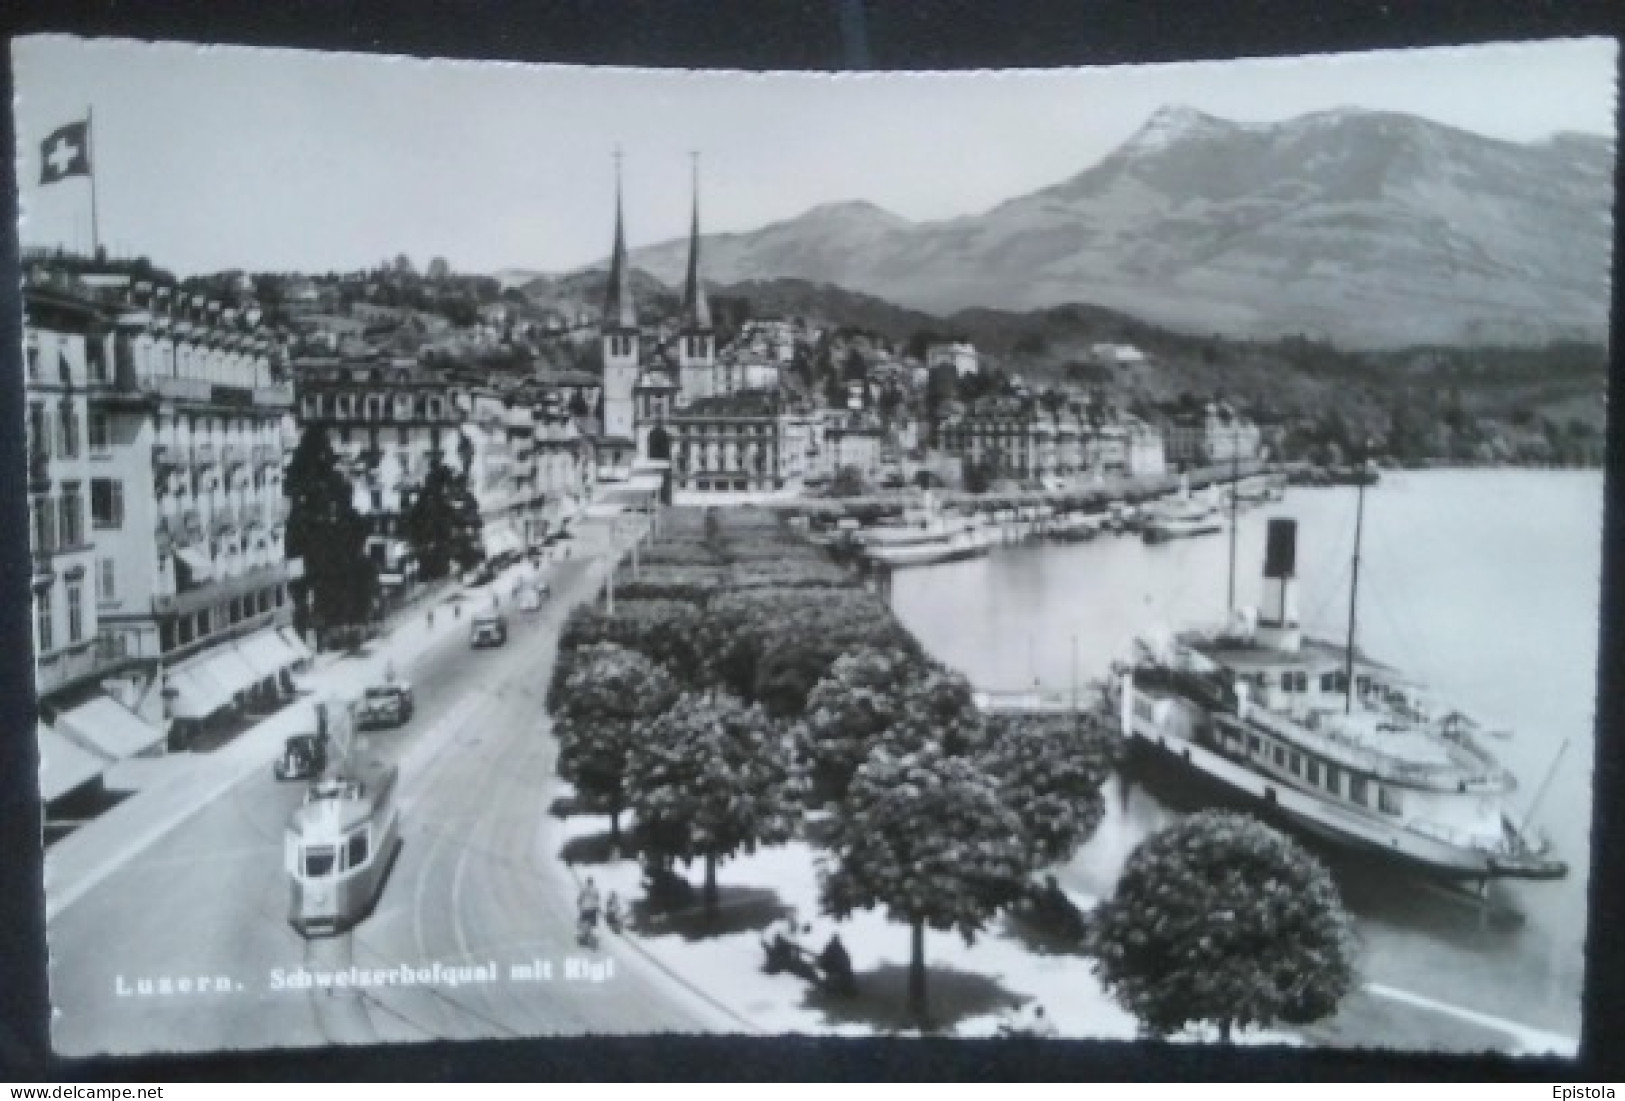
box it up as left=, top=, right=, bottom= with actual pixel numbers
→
left=605, top=106, right=1614, bottom=347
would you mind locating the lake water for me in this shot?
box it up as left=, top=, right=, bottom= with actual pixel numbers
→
left=890, top=469, right=1603, bottom=1044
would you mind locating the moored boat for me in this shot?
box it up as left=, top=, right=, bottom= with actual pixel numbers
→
left=1116, top=509, right=1567, bottom=884
left=1142, top=513, right=1223, bottom=544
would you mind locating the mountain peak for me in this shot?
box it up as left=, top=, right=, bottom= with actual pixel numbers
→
left=1125, top=106, right=1238, bottom=152
left=792, top=200, right=911, bottom=229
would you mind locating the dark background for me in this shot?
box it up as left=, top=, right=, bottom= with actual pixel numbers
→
left=0, top=0, right=1621, bottom=1082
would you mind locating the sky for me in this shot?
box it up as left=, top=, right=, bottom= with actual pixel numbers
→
left=11, top=35, right=1618, bottom=278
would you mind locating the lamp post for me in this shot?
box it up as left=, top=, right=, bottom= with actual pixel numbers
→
left=606, top=516, right=619, bottom=614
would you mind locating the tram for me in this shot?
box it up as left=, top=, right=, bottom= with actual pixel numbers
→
left=284, top=696, right=401, bottom=937
left=284, top=757, right=400, bottom=936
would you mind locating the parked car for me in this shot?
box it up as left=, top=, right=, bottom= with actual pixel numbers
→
left=273, top=734, right=326, bottom=781
left=357, top=682, right=415, bottom=729
left=470, top=612, right=508, bottom=648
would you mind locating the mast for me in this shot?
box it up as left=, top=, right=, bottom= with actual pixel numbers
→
left=1070, top=633, right=1079, bottom=711
left=1226, top=427, right=1239, bottom=614
left=87, top=106, right=101, bottom=257
left=1342, top=463, right=1367, bottom=715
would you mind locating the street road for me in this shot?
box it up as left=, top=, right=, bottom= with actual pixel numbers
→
left=49, top=549, right=714, bottom=1057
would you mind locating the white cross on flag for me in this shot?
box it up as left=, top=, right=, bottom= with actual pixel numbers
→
left=40, top=120, right=91, bottom=185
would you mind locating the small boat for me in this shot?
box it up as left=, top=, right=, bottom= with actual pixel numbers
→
left=1049, top=513, right=1106, bottom=543
left=866, top=528, right=993, bottom=568
left=1143, top=513, right=1223, bottom=544
left=1141, top=490, right=1221, bottom=544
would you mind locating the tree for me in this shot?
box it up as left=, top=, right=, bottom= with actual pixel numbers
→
left=821, top=741, right=1030, bottom=1024
left=1089, top=811, right=1356, bottom=1042
left=553, top=643, right=679, bottom=844
left=797, top=646, right=926, bottom=804
left=981, top=713, right=1115, bottom=867
left=403, top=456, right=484, bottom=580
left=626, top=691, right=798, bottom=921
left=284, top=425, right=377, bottom=634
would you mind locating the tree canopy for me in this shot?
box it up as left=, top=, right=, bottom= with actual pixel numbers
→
left=982, top=713, right=1116, bottom=868
left=626, top=691, right=798, bottom=919
left=553, top=643, right=680, bottom=843
left=1089, top=811, right=1356, bottom=1042
left=796, top=645, right=927, bottom=804
left=284, top=425, right=377, bottom=632
left=821, top=741, right=1031, bottom=1022
left=402, top=455, right=484, bottom=580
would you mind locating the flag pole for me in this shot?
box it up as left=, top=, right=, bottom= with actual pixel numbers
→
left=87, top=106, right=100, bottom=258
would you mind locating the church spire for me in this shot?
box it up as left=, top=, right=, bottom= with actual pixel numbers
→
left=604, top=148, right=636, bottom=331
left=681, top=152, right=712, bottom=333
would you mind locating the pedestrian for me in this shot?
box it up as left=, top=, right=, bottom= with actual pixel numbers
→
left=817, top=932, right=857, bottom=996
left=427, top=608, right=435, bottom=629
left=577, top=877, right=601, bottom=947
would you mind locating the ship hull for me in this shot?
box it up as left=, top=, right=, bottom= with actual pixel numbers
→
left=1123, top=721, right=1502, bottom=881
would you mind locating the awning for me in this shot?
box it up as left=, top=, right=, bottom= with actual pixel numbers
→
left=174, top=546, right=214, bottom=583
left=200, top=647, right=262, bottom=696
left=37, top=721, right=110, bottom=802
left=235, top=629, right=296, bottom=679
left=167, top=664, right=236, bottom=721
left=278, top=626, right=314, bottom=662
left=55, top=697, right=166, bottom=759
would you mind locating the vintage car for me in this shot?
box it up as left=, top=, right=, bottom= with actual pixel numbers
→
left=273, top=734, right=327, bottom=782
left=470, top=612, right=508, bottom=648
left=356, top=682, right=415, bottom=729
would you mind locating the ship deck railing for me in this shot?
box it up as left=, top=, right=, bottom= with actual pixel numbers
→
left=1246, top=703, right=1509, bottom=793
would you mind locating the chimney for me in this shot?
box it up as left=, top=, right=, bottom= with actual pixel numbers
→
left=1257, top=517, right=1301, bottom=653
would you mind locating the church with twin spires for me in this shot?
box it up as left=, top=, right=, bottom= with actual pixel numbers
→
left=597, top=157, right=783, bottom=467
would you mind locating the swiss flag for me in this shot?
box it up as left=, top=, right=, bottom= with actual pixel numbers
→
left=40, top=121, right=91, bottom=185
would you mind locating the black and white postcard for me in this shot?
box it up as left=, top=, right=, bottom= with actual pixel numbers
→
left=14, top=33, right=1615, bottom=1059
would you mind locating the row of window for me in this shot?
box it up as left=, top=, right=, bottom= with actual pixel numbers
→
left=1239, top=728, right=1403, bottom=815
left=32, top=479, right=130, bottom=551
left=301, top=826, right=370, bottom=879
left=302, top=391, right=474, bottom=423
left=1241, top=669, right=1365, bottom=695
left=158, top=411, right=285, bottom=446
left=159, top=584, right=288, bottom=654
left=131, top=336, right=273, bottom=390
left=681, top=477, right=782, bottom=492
left=25, top=331, right=112, bottom=386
